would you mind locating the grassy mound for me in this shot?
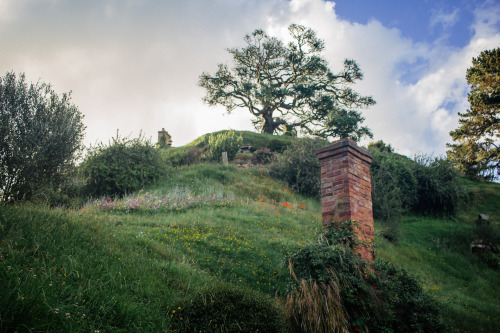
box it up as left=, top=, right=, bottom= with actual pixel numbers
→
left=1, top=159, right=498, bottom=332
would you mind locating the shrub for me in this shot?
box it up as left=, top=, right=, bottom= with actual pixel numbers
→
left=412, top=155, right=464, bottom=217
left=369, top=147, right=465, bottom=219
left=252, top=148, right=276, bottom=165
left=270, top=138, right=327, bottom=197
left=170, top=282, right=285, bottom=332
left=161, top=146, right=205, bottom=167
left=81, top=132, right=168, bottom=197
left=369, top=151, right=417, bottom=221
left=0, top=72, right=85, bottom=202
left=285, top=227, right=444, bottom=332
left=372, top=261, right=445, bottom=333
left=206, top=130, right=243, bottom=162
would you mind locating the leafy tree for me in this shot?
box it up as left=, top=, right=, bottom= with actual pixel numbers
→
left=0, top=72, right=85, bottom=202
left=199, top=24, right=375, bottom=141
left=447, top=48, right=499, bottom=180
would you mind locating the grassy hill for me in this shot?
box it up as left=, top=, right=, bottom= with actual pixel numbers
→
left=1, top=135, right=499, bottom=332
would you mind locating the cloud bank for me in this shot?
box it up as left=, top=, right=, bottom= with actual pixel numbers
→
left=0, top=0, right=498, bottom=156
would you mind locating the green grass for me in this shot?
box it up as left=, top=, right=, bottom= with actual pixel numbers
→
left=375, top=181, right=500, bottom=332
left=185, top=130, right=294, bottom=151
left=1, top=164, right=321, bottom=332
left=1, top=162, right=499, bottom=332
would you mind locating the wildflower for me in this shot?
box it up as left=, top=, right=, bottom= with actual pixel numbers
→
left=372, top=283, right=376, bottom=289
left=49, top=282, right=53, bottom=287
left=282, top=202, right=292, bottom=208
left=7, top=266, right=11, bottom=271
left=41, top=267, right=45, bottom=272
left=298, top=204, right=306, bottom=208
left=355, top=327, right=360, bottom=332
left=65, top=313, right=70, bottom=318
left=32, top=274, right=37, bottom=279
left=54, top=308, right=59, bottom=314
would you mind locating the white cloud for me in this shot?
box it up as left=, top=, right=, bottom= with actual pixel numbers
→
left=0, top=0, right=498, bottom=157
left=430, top=8, right=460, bottom=30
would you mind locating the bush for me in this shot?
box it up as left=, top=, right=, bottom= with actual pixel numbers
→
left=369, top=146, right=465, bottom=219
left=285, top=228, right=444, bottom=333
left=270, top=138, right=327, bottom=197
left=81, top=132, right=168, bottom=197
left=252, top=148, right=276, bottom=165
left=372, top=261, right=445, bottom=333
left=206, top=130, right=243, bottom=162
left=369, top=151, right=417, bottom=221
left=161, top=146, right=205, bottom=167
left=170, top=282, right=285, bottom=332
left=412, top=155, right=464, bottom=217
left=0, top=72, right=85, bottom=202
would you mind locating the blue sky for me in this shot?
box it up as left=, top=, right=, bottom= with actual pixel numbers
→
left=0, top=0, right=498, bottom=156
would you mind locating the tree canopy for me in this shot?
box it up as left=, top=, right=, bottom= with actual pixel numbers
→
left=199, top=24, right=375, bottom=141
left=0, top=72, right=85, bottom=201
left=447, top=48, right=499, bottom=180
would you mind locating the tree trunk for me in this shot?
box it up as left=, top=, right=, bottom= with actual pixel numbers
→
left=260, top=112, right=276, bottom=134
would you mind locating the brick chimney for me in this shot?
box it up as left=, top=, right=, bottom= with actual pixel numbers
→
left=316, top=138, right=374, bottom=263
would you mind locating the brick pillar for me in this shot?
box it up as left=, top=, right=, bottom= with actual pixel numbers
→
left=316, top=138, right=374, bottom=263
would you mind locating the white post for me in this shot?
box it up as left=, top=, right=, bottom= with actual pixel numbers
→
left=222, top=151, right=228, bottom=165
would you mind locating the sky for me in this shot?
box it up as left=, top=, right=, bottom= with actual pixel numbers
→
left=0, top=0, right=499, bottom=156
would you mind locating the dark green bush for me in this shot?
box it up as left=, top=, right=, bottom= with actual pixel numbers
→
left=369, top=151, right=417, bottom=221
left=81, top=133, right=168, bottom=197
left=372, top=261, right=445, bottom=333
left=412, top=155, right=464, bottom=217
left=369, top=146, right=465, bottom=219
left=170, top=282, right=285, bottom=332
left=0, top=72, right=85, bottom=202
left=286, top=228, right=444, bottom=332
left=252, top=148, right=276, bottom=164
left=270, top=138, right=327, bottom=197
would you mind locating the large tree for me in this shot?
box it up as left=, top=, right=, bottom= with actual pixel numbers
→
left=199, top=24, right=375, bottom=141
left=0, top=72, right=85, bottom=201
left=447, top=48, right=499, bottom=180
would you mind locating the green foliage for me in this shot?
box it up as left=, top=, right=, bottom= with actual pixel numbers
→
left=187, top=130, right=293, bottom=153
left=270, top=138, right=327, bottom=197
left=0, top=71, right=85, bottom=202
left=447, top=47, right=499, bottom=180
left=170, top=282, right=285, bottom=333
left=367, top=140, right=394, bottom=153
left=161, top=146, right=204, bottom=167
left=252, top=148, right=276, bottom=164
left=370, top=148, right=465, bottom=219
left=199, top=24, right=375, bottom=140
left=206, top=130, right=243, bottom=162
left=81, top=132, right=168, bottom=197
left=412, top=155, right=464, bottom=217
left=372, top=261, right=445, bottom=333
left=286, top=228, right=444, bottom=333
left=369, top=151, right=417, bottom=221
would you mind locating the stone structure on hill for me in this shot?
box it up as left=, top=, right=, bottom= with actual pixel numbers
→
left=316, top=138, right=375, bottom=263
left=158, top=128, right=172, bottom=148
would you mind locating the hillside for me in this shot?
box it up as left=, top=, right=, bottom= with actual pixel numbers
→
left=1, top=141, right=499, bottom=332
